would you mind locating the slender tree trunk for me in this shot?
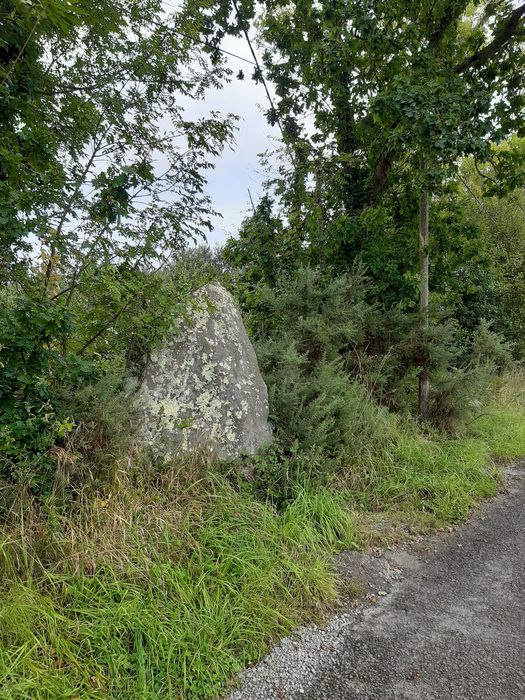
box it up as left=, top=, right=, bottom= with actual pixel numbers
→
left=419, top=183, right=430, bottom=422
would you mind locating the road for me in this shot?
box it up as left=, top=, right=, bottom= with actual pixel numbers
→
left=227, top=465, right=525, bottom=700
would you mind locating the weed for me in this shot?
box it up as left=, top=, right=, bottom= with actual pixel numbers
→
left=0, top=468, right=339, bottom=699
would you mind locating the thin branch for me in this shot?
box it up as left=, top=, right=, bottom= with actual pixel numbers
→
left=457, top=173, right=485, bottom=211
left=78, top=296, right=137, bottom=355
left=0, top=17, right=39, bottom=89
left=231, top=0, right=284, bottom=138
left=474, top=160, right=498, bottom=185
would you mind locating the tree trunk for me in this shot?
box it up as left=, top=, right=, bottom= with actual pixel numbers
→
left=419, top=186, right=430, bottom=422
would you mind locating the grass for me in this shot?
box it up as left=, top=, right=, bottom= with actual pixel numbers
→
left=354, top=429, right=500, bottom=522
left=468, top=369, right=525, bottom=458
left=0, top=468, right=340, bottom=700
left=1, top=373, right=525, bottom=699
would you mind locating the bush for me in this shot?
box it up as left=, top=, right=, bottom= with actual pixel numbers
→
left=253, top=267, right=389, bottom=451
left=56, top=374, right=136, bottom=490
left=427, top=318, right=513, bottom=431
left=0, top=250, right=224, bottom=502
left=0, top=297, right=89, bottom=497
left=248, top=266, right=507, bottom=467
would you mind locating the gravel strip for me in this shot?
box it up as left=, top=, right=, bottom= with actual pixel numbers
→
left=225, top=548, right=404, bottom=699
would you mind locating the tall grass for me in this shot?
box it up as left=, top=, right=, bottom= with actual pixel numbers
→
left=468, top=368, right=525, bottom=458
left=0, top=459, right=340, bottom=700
left=1, top=374, right=525, bottom=699
left=347, top=428, right=500, bottom=522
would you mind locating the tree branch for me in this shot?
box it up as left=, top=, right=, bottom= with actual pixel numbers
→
left=78, top=296, right=137, bottom=355
left=371, top=3, right=525, bottom=201
left=231, top=0, right=283, bottom=137
left=0, top=17, right=39, bottom=89
left=456, top=3, right=525, bottom=73
left=370, top=149, right=396, bottom=202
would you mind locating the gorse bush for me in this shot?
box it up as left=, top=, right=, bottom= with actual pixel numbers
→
left=258, top=345, right=387, bottom=456
left=470, top=320, right=514, bottom=370
left=252, top=267, right=391, bottom=451
left=426, top=318, right=514, bottom=431
left=56, top=375, right=136, bottom=491
left=248, top=266, right=508, bottom=460
left=250, top=265, right=372, bottom=349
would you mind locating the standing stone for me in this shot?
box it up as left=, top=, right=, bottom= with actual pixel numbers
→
left=130, top=283, right=272, bottom=459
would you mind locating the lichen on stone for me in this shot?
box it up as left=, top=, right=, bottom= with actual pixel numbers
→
left=130, top=283, right=272, bottom=459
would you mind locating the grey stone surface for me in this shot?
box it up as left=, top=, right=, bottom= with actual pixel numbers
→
left=131, top=283, right=272, bottom=459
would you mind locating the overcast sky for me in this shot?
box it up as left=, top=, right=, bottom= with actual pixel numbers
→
left=186, top=36, right=280, bottom=248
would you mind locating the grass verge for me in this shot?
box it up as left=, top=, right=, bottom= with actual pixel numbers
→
left=1, top=375, right=525, bottom=699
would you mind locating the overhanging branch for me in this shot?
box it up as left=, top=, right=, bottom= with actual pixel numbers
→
left=456, top=3, right=525, bottom=73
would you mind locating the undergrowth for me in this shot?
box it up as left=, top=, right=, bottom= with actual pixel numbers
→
left=1, top=373, right=525, bottom=699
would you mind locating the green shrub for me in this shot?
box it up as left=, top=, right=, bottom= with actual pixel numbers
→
left=0, top=297, right=89, bottom=497
left=428, top=319, right=513, bottom=431
left=57, top=374, right=135, bottom=489
left=253, top=267, right=393, bottom=455
left=249, top=267, right=512, bottom=443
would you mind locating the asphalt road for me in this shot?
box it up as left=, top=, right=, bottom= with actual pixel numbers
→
left=303, top=465, right=525, bottom=700
left=227, top=465, right=525, bottom=700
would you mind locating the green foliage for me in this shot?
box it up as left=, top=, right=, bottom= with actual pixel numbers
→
left=246, top=266, right=507, bottom=450
left=0, top=296, right=88, bottom=493
left=196, top=1, right=525, bottom=379
left=0, top=0, right=238, bottom=491
left=458, top=139, right=525, bottom=353
left=0, top=246, right=228, bottom=499
left=2, top=382, right=525, bottom=698
left=250, top=268, right=393, bottom=460
left=2, top=2, right=525, bottom=694
left=58, top=373, right=135, bottom=487
left=0, top=472, right=338, bottom=700
left=223, top=195, right=304, bottom=309
left=0, top=0, right=120, bottom=262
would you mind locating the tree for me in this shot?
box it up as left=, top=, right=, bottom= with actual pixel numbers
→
left=192, top=0, right=525, bottom=418
left=2, top=0, right=237, bottom=352
left=458, top=137, right=525, bottom=354
left=0, top=0, right=93, bottom=265
left=0, top=0, right=237, bottom=490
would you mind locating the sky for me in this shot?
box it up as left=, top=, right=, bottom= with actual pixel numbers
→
left=185, top=36, right=280, bottom=248
left=34, top=22, right=276, bottom=260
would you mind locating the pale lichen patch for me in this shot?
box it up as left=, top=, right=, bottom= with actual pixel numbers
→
left=130, top=283, right=272, bottom=459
